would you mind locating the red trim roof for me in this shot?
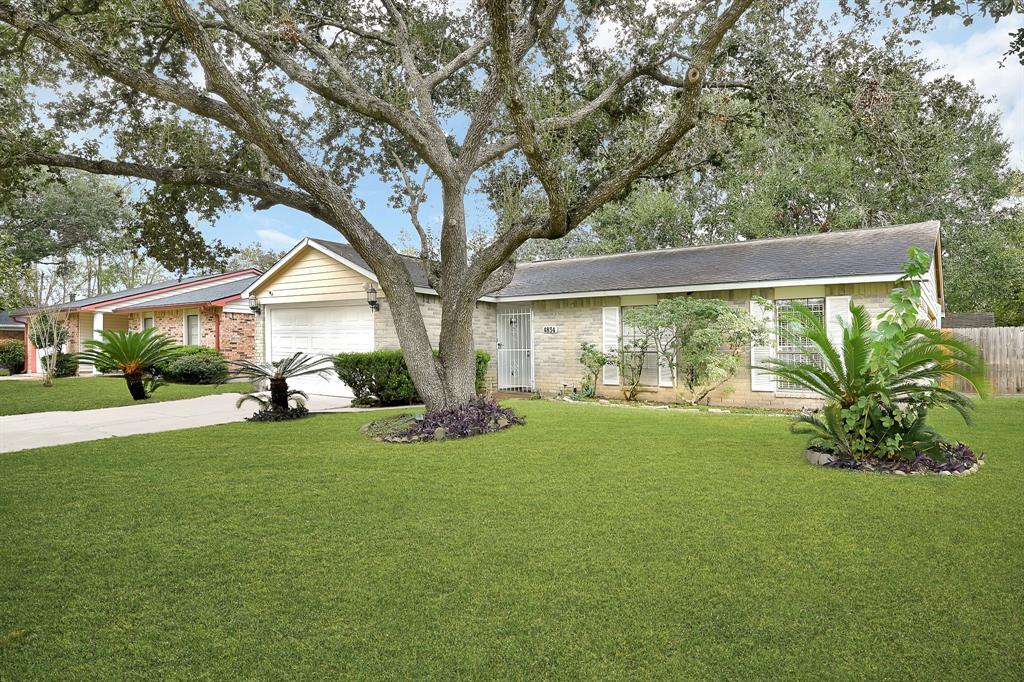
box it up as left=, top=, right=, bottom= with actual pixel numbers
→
left=81, top=269, right=260, bottom=310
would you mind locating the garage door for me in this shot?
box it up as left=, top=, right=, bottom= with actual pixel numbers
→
left=268, top=303, right=373, bottom=397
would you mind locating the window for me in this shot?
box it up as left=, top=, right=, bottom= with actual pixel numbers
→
left=143, top=316, right=154, bottom=330
left=621, top=306, right=660, bottom=386
left=775, top=298, right=825, bottom=391
left=185, top=314, right=199, bottom=345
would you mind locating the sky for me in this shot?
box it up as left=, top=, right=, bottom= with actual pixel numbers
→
left=203, top=9, right=1024, bottom=253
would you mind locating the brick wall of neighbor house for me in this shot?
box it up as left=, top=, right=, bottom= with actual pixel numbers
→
left=199, top=307, right=218, bottom=348
left=374, top=295, right=499, bottom=392
left=220, top=312, right=255, bottom=361
left=0, top=329, right=21, bottom=341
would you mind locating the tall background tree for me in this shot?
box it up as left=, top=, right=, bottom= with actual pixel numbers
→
left=520, top=2, right=1024, bottom=323
left=0, top=171, right=177, bottom=305
left=0, top=0, right=1018, bottom=407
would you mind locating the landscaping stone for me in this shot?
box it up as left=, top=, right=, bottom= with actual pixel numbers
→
left=804, top=449, right=836, bottom=466
left=433, top=427, right=447, bottom=440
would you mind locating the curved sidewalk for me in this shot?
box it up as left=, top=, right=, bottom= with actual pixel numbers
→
left=0, top=393, right=355, bottom=454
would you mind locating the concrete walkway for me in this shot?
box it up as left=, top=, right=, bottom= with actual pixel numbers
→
left=0, top=393, right=358, bottom=454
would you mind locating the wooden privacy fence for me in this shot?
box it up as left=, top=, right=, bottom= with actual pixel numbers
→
left=947, top=327, right=1024, bottom=395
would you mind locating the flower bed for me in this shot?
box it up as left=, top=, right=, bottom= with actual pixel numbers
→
left=362, top=397, right=524, bottom=442
left=805, top=442, right=985, bottom=476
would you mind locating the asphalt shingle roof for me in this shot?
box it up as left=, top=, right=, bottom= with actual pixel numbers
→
left=310, top=222, right=938, bottom=299
left=497, top=222, right=940, bottom=298
left=0, top=311, right=24, bottom=328
left=114, top=275, right=260, bottom=311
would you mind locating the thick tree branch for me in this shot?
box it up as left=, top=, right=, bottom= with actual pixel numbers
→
left=467, top=0, right=754, bottom=285
left=203, top=0, right=452, bottom=176
left=14, top=150, right=329, bottom=219
left=0, top=1, right=252, bottom=138
left=485, top=0, right=569, bottom=239
left=458, top=0, right=564, bottom=174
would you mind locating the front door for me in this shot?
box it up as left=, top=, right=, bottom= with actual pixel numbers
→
left=496, top=304, right=534, bottom=391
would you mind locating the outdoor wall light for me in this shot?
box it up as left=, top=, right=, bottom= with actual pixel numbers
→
left=366, top=284, right=380, bottom=312
left=248, top=295, right=261, bottom=314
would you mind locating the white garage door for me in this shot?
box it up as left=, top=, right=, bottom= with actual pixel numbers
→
left=268, top=303, right=373, bottom=398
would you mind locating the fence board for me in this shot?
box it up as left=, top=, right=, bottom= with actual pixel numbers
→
left=948, top=327, right=1024, bottom=395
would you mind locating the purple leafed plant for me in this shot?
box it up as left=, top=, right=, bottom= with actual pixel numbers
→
left=401, top=396, right=525, bottom=440
left=824, top=441, right=983, bottom=474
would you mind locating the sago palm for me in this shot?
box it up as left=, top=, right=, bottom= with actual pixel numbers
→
left=230, top=352, right=335, bottom=412
left=77, top=328, right=179, bottom=400
left=757, top=301, right=986, bottom=460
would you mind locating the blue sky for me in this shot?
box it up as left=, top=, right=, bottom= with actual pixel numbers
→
left=203, top=10, right=1024, bottom=253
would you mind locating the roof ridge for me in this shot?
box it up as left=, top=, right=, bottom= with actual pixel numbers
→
left=519, top=221, right=939, bottom=268
left=311, top=237, right=426, bottom=263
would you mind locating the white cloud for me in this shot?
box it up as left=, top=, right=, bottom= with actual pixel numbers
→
left=257, top=227, right=300, bottom=248
left=918, top=16, right=1024, bottom=169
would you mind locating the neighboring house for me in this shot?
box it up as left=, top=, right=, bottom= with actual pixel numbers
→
left=0, top=311, right=24, bottom=341
left=942, top=312, right=995, bottom=328
left=14, top=270, right=260, bottom=374
left=243, top=221, right=944, bottom=409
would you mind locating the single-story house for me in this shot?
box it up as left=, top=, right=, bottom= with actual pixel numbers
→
left=14, top=269, right=260, bottom=374
left=0, top=311, right=25, bottom=341
left=242, top=221, right=943, bottom=409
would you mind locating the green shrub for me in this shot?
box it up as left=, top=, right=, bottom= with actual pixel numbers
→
left=52, top=352, right=78, bottom=378
left=334, top=350, right=491, bottom=406
left=0, top=339, right=25, bottom=374
left=158, top=346, right=227, bottom=384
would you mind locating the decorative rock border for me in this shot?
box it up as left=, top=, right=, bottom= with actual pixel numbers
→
left=804, top=449, right=985, bottom=476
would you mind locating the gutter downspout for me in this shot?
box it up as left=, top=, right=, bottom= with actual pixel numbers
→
left=213, top=307, right=221, bottom=351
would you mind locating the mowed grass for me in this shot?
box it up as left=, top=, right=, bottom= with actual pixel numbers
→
left=0, top=376, right=252, bottom=415
left=1, top=399, right=1022, bottom=680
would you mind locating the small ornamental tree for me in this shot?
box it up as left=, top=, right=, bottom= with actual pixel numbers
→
left=28, top=309, right=72, bottom=386
left=622, top=299, right=768, bottom=405
left=577, top=342, right=608, bottom=398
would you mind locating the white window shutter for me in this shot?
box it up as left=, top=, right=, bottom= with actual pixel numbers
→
left=602, top=306, right=620, bottom=385
left=825, top=296, right=852, bottom=351
left=749, top=299, right=775, bottom=392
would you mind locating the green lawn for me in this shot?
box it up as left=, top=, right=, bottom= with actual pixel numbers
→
left=0, top=376, right=252, bottom=415
left=1, top=399, right=1022, bottom=679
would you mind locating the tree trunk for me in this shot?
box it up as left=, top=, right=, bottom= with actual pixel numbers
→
left=125, top=373, right=147, bottom=400
left=270, top=377, right=288, bottom=411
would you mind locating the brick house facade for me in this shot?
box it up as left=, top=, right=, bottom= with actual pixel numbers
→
left=244, top=223, right=944, bottom=406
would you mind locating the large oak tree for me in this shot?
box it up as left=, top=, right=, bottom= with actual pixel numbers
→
left=0, top=0, right=1013, bottom=408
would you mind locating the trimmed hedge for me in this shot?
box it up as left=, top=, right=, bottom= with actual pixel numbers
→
left=157, top=345, right=228, bottom=384
left=0, top=339, right=25, bottom=374
left=334, top=350, right=491, bottom=406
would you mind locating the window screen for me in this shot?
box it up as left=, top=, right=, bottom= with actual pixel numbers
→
left=143, top=317, right=154, bottom=330
left=775, top=298, right=825, bottom=391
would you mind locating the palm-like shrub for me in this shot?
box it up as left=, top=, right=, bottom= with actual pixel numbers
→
left=77, top=328, right=179, bottom=400
left=759, top=301, right=986, bottom=460
left=231, top=352, right=335, bottom=414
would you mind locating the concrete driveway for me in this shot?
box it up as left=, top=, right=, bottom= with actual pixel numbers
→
left=0, top=393, right=355, bottom=454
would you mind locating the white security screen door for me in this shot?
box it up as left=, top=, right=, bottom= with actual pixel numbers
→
left=496, top=304, right=534, bottom=391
